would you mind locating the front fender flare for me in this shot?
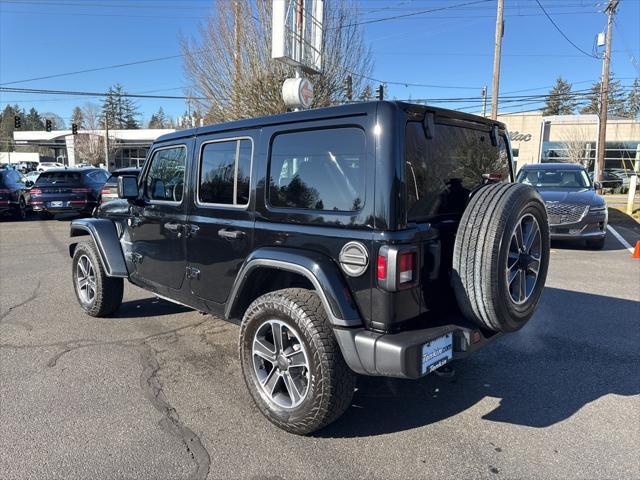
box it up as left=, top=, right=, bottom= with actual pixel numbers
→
left=225, top=247, right=362, bottom=328
left=69, top=218, right=128, bottom=278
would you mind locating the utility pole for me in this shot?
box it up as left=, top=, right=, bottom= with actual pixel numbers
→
left=595, top=0, right=619, bottom=187
left=481, top=86, right=488, bottom=117
left=103, top=116, right=110, bottom=167
left=233, top=0, right=241, bottom=118
left=490, top=0, right=504, bottom=120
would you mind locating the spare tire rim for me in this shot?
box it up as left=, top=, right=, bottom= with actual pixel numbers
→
left=76, top=254, right=97, bottom=305
left=252, top=319, right=310, bottom=409
left=506, top=213, right=542, bottom=305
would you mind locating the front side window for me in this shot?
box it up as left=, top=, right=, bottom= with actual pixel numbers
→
left=199, top=138, right=252, bottom=206
left=268, top=128, right=366, bottom=212
left=405, top=121, right=510, bottom=221
left=145, top=146, right=186, bottom=203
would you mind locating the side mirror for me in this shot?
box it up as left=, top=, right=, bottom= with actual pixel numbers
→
left=117, top=175, right=139, bottom=200
left=593, top=181, right=602, bottom=190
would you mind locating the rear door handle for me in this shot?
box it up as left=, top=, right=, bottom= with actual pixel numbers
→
left=164, top=222, right=182, bottom=232
left=218, top=228, right=244, bottom=240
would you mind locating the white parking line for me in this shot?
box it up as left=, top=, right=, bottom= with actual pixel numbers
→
left=606, top=225, right=635, bottom=253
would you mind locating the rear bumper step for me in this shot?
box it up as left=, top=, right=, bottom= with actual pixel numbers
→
left=333, top=323, right=500, bottom=379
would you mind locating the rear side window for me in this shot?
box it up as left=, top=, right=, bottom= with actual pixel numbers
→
left=405, top=121, right=510, bottom=221
left=268, top=128, right=365, bottom=212
left=37, top=172, right=82, bottom=184
left=198, top=139, right=252, bottom=206
left=145, top=146, right=186, bottom=203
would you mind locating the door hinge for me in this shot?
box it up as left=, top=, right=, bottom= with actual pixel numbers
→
left=186, top=266, right=200, bottom=279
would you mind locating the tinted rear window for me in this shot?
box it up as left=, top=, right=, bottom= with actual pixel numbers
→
left=405, top=121, right=511, bottom=221
left=36, top=172, right=82, bottom=184
left=268, top=128, right=365, bottom=212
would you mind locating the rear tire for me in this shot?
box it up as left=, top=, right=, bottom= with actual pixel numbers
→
left=13, top=197, right=27, bottom=220
left=239, top=288, right=355, bottom=435
left=452, top=183, right=550, bottom=333
left=72, top=241, right=123, bottom=317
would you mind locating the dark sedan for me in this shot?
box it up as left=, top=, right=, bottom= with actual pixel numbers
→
left=100, top=167, right=141, bottom=204
left=516, top=163, right=607, bottom=249
left=29, top=167, right=110, bottom=219
left=0, top=168, right=32, bottom=220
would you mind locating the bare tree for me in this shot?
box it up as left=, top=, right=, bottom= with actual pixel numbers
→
left=74, top=102, right=119, bottom=165
left=559, top=125, right=589, bottom=166
left=180, top=0, right=373, bottom=123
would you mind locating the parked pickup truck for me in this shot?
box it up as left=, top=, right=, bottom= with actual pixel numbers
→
left=69, top=101, right=550, bottom=434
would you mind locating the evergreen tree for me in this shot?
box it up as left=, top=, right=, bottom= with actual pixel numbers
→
left=100, top=84, right=140, bottom=129
left=580, top=76, right=627, bottom=116
left=625, top=78, right=640, bottom=119
left=542, top=77, right=577, bottom=115
left=148, top=107, right=167, bottom=129
left=25, top=107, right=44, bottom=130
left=0, top=104, right=22, bottom=152
left=71, top=106, right=85, bottom=128
left=360, top=85, right=372, bottom=101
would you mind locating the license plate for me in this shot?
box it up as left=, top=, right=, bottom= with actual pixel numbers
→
left=421, top=333, right=453, bottom=375
left=50, top=201, right=64, bottom=207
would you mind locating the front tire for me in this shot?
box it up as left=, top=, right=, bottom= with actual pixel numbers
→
left=239, top=288, right=355, bottom=435
left=72, top=241, right=123, bottom=317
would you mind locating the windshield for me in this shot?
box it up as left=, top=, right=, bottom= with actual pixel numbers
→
left=516, top=168, right=591, bottom=189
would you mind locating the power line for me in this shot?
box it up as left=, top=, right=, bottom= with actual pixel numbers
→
left=534, top=0, right=600, bottom=59
left=0, top=54, right=184, bottom=86
left=613, top=18, right=640, bottom=75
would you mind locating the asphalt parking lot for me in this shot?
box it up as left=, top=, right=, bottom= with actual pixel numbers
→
left=1, top=216, right=639, bottom=480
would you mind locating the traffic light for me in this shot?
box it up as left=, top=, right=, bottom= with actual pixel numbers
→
left=72, top=123, right=78, bottom=135
left=344, top=75, right=353, bottom=101
left=14, top=115, right=21, bottom=129
left=45, top=119, right=52, bottom=132
left=375, top=84, right=384, bottom=101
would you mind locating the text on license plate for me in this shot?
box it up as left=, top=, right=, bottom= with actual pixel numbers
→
left=421, top=333, right=453, bottom=375
left=50, top=201, right=65, bottom=207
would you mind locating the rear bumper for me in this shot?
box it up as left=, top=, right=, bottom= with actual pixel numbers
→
left=32, top=203, right=96, bottom=214
left=333, top=320, right=500, bottom=379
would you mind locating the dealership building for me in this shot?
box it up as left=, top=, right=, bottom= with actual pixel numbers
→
left=11, top=128, right=174, bottom=171
left=497, top=111, right=640, bottom=172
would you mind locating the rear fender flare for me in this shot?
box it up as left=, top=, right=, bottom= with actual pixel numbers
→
left=225, top=247, right=363, bottom=328
left=69, top=218, right=128, bottom=278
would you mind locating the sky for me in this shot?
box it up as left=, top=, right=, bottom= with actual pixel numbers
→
left=1, top=0, right=639, bottom=128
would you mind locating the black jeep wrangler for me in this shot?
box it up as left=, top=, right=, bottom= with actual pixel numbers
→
left=69, top=101, right=549, bottom=434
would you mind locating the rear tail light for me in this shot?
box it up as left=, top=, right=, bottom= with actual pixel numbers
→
left=377, top=255, right=387, bottom=280
left=101, top=188, right=112, bottom=196
left=398, top=251, right=415, bottom=284
left=72, top=188, right=91, bottom=194
left=377, top=246, right=418, bottom=291
left=30, top=188, right=42, bottom=195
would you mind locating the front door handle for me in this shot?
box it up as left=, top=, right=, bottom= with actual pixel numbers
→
left=218, top=228, right=244, bottom=240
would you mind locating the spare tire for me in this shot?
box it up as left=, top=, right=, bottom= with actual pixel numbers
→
left=452, top=182, right=550, bottom=332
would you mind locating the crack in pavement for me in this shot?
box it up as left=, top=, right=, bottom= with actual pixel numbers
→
left=0, top=280, right=42, bottom=323
left=138, top=342, right=211, bottom=480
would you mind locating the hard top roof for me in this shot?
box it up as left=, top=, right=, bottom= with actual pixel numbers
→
left=155, top=101, right=506, bottom=143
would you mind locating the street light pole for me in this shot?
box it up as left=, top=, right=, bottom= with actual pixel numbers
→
left=595, top=0, right=619, bottom=187
left=490, top=0, right=504, bottom=120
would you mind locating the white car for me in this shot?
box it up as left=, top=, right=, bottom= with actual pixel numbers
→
left=37, top=162, right=64, bottom=172
left=25, top=170, right=40, bottom=184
